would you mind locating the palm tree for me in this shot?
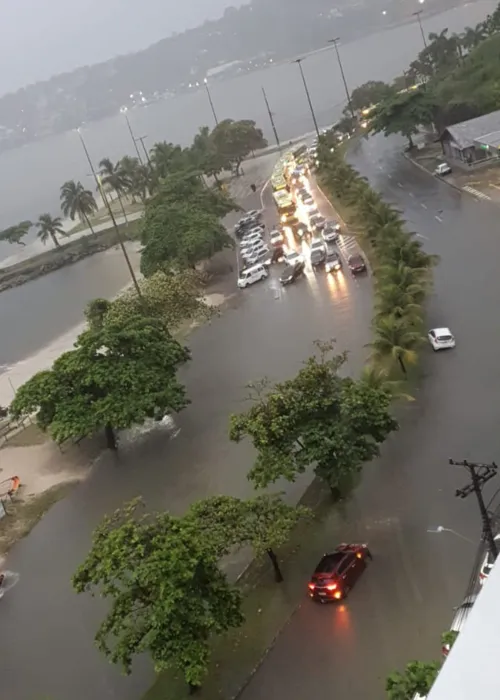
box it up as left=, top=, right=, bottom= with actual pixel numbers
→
left=98, top=157, right=131, bottom=221
left=378, top=261, right=429, bottom=290
left=0, top=220, right=32, bottom=246
left=360, top=364, right=414, bottom=402
left=375, top=281, right=425, bottom=321
left=60, top=180, right=98, bottom=234
left=368, top=316, right=425, bottom=375
left=150, top=141, right=188, bottom=178
left=36, top=214, right=67, bottom=248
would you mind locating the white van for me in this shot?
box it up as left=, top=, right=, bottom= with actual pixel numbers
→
left=237, top=264, right=268, bottom=289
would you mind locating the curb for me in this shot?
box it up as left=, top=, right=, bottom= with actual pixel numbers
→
left=232, top=604, right=301, bottom=700
left=401, top=151, right=483, bottom=199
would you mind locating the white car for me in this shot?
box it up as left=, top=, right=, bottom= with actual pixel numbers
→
left=244, top=245, right=270, bottom=266
left=240, top=232, right=263, bottom=248
left=302, top=195, right=315, bottom=208
left=245, top=209, right=262, bottom=220
left=270, top=230, right=284, bottom=246
left=479, top=535, right=500, bottom=585
left=285, top=249, right=304, bottom=265
left=428, top=327, right=456, bottom=351
left=434, top=162, right=451, bottom=176
left=237, top=263, right=268, bottom=289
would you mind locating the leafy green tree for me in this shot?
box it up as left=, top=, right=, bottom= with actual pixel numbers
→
left=189, top=494, right=310, bottom=582
left=369, top=316, right=425, bottom=375
left=35, top=214, right=67, bottom=248
left=149, top=141, right=192, bottom=178
left=98, top=157, right=131, bottom=220
left=229, top=341, right=398, bottom=496
left=60, top=180, right=98, bottom=234
left=369, top=89, right=437, bottom=148
left=148, top=171, right=239, bottom=219
left=73, top=499, right=243, bottom=690
left=211, top=119, right=267, bottom=174
left=386, top=660, right=440, bottom=700
left=441, top=629, right=459, bottom=650
left=350, top=80, right=394, bottom=111
left=88, top=270, right=213, bottom=330
left=9, top=314, right=190, bottom=449
left=0, top=220, right=32, bottom=246
left=359, top=364, right=414, bottom=402
left=140, top=202, right=233, bottom=276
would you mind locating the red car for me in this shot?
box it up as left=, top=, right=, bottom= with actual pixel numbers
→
left=308, top=543, right=372, bottom=602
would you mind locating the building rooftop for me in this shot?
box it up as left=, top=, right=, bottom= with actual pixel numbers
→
left=474, top=129, right=500, bottom=150
left=427, top=553, right=500, bottom=699
left=443, top=109, right=500, bottom=149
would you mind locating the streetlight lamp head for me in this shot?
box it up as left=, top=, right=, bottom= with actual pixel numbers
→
left=204, top=78, right=208, bottom=84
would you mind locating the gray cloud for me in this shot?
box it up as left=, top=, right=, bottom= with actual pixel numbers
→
left=0, top=0, right=245, bottom=94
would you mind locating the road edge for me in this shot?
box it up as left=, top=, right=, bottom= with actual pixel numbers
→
left=401, top=150, right=488, bottom=201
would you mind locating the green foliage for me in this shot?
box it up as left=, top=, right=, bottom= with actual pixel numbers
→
left=35, top=213, right=67, bottom=248
left=10, top=314, right=190, bottom=445
left=229, top=341, right=398, bottom=493
left=73, top=499, right=244, bottom=687
left=189, top=494, right=310, bottom=559
left=92, top=270, right=213, bottom=330
left=369, top=88, right=437, bottom=147
left=349, top=80, right=394, bottom=111
left=0, top=220, right=32, bottom=246
left=386, top=660, right=440, bottom=700
left=60, top=180, right=98, bottom=232
left=441, top=628, right=459, bottom=649
left=211, top=118, right=267, bottom=174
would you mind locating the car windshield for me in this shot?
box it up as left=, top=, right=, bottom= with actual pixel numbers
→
left=315, top=553, right=344, bottom=574
left=327, top=252, right=339, bottom=261
left=437, top=334, right=453, bottom=341
left=350, top=256, right=363, bottom=265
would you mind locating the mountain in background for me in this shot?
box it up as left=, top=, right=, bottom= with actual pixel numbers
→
left=0, top=0, right=461, bottom=151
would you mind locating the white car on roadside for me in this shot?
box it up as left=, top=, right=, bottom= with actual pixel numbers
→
left=428, top=327, right=456, bottom=351
left=434, top=162, right=452, bottom=176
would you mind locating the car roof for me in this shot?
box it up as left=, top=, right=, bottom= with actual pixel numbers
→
left=314, top=552, right=346, bottom=574
left=241, top=263, right=265, bottom=274
left=430, top=327, right=452, bottom=335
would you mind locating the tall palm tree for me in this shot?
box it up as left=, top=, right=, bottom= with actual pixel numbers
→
left=378, top=261, right=429, bottom=290
left=375, top=281, right=425, bottom=321
left=368, top=315, right=425, bottom=375
left=36, top=214, right=67, bottom=248
left=360, top=364, right=414, bottom=402
left=60, top=180, right=98, bottom=234
left=150, top=141, right=187, bottom=178
left=98, top=157, right=130, bottom=221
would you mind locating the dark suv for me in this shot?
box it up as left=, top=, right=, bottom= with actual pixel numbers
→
left=308, top=543, right=372, bottom=602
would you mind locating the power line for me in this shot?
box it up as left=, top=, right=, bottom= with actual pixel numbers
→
left=449, top=458, right=498, bottom=560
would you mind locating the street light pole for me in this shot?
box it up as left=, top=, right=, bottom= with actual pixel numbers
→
left=136, top=135, right=152, bottom=168
left=261, top=87, right=281, bottom=151
left=75, top=128, right=142, bottom=299
left=204, top=78, right=219, bottom=126
left=293, top=58, right=320, bottom=139
left=121, top=108, right=143, bottom=164
left=413, top=10, right=427, bottom=50
left=449, top=458, right=498, bottom=560
left=328, top=38, right=355, bottom=120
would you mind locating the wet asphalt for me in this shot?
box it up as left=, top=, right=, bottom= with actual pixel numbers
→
left=0, top=157, right=374, bottom=700
left=238, top=134, right=500, bottom=700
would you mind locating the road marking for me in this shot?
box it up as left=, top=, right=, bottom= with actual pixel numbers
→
left=260, top=177, right=271, bottom=210
left=409, top=192, right=414, bottom=197
left=421, top=203, right=427, bottom=209
left=387, top=174, right=393, bottom=180
left=463, top=185, right=491, bottom=201
left=397, top=182, right=403, bottom=188
left=435, top=215, right=443, bottom=222
left=416, top=233, right=429, bottom=240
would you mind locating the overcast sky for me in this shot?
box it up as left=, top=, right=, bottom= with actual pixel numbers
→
left=0, top=0, right=245, bottom=95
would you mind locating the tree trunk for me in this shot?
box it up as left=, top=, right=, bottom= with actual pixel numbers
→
left=117, top=193, right=128, bottom=223
left=83, top=213, right=95, bottom=235
left=51, top=233, right=60, bottom=248
left=266, top=548, right=284, bottom=583
left=397, top=355, right=407, bottom=375
left=104, top=424, right=118, bottom=450
left=407, top=134, right=414, bottom=149
left=188, top=683, right=200, bottom=695
left=330, top=485, right=342, bottom=500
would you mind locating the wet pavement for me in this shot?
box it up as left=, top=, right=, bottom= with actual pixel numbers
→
left=239, top=134, right=500, bottom=700
left=0, top=158, right=373, bottom=700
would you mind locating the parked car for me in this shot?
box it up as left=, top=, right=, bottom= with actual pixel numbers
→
left=310, top=214, right=326, bottom=232
left=325, top=249, right=343, bottom=273
left=428, top=327, right=456, bottom=351
left=245, top=209, right=262, bottom=220
left=280, top=259, right=306, bottom=285
left=308, top=543, right=372, bottom=602
left=442, top=595, right=477, bottom=658
left=479, top=534, right=500, bottom=585
left=322, top=221, right=340, bottom=243
left=347, top=254, right=366, bottom=274
left=270, top=230, right=284, bottom=247
left=237, top=264, right=268, bottom=289
left=284, top=249, right=304, bottom=266
left=243, top=244, right=269, bottom=265
left=435, top=162, right=452, bottom=176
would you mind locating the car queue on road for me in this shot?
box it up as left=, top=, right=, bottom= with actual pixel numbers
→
left=236, top=148, right=368, bottom=294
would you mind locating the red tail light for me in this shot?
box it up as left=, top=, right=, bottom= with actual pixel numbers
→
left=308, top=583, right=315, bottom=591
left=326, top=583, right=337, bottom=591
left=442, top=646, right=449, bottom=657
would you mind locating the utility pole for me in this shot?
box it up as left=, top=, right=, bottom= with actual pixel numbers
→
left=136, top=135, right=152, bottom=168
left=204, top=78, right=219, bottom=126
left=328, top=38, right=355, bottom=120
left=449, top=458, right=498, bottom=560
left=413, top=10, right=427, bottom=50
left=293, top=58, right=320, bottom=139
left=261, top=87, right=281, bottom=151
left=121, top=108, right=143, bottom=164
left=76, top=128, right=142, bottom=299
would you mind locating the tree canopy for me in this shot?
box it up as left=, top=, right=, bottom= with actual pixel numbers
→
left=211, top=119, right=267, bottom=174
left=229, top=341, right=398, bottom=495
left=369, top=88, right=437, bottom=147
left=0, top=220, right=32, bottom=246
left=73, top=499, right=243, bottom=688
left=349, top=80, right=394, bottom=111
left=9, top=314, right=190, bottom=449
left=386, top=661, right=440, bottom=700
